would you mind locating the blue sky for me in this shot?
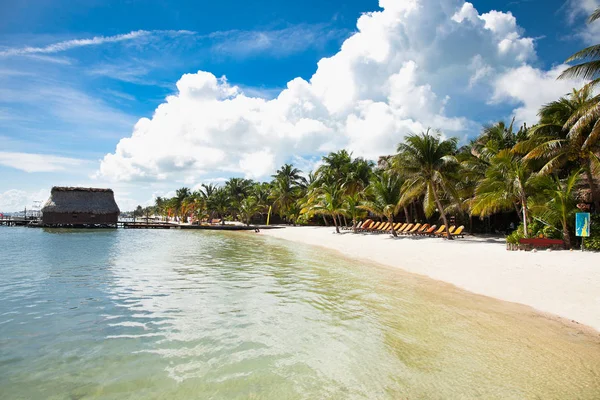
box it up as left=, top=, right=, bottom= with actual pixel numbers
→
left=0, top=0, right=596, bottom=211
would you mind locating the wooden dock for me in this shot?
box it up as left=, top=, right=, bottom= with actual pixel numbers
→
left=0, top=217, right=38, bottom=227
left=1, top=216, right=283, bottom=231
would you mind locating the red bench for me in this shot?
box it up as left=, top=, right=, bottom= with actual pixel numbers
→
left=518, top=238, right=565, bottom=250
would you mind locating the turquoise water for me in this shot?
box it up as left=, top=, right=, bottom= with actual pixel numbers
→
left=1, top=227, right=599, bottom=399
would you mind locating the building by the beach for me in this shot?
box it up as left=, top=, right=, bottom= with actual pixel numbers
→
left=41, top=187, right=120, bottom=227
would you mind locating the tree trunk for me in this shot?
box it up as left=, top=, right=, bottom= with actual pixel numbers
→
left=514, top=203, right=523, bottom=221
left=469, top=214, right=473, bottom=234
left=431, top=184, right=452, bottom=240
left=322, top=215, right=329, bottom=226
left=343, top=215, right=348, bottom=228
left=521, top=198, right=528, bottom=237
left=388, top=215, right=397, bottom=237
left=585, top=163, right=600, bottom=211
left=563, top=220, right=572, bottom=249
left=333, top=214, right=340, bottom=233
left=352, top=217, right=357, bottom=234
left=404, top=206, right=411, bottom=223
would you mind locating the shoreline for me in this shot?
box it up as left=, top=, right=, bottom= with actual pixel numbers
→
left=261, top=226, right=600, bottom=333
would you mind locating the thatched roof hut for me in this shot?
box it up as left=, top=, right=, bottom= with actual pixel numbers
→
left=41, top=187, right=120, bottom=226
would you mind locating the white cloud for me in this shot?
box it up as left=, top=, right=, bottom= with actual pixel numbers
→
left=0, top=189, right=49, bottom=212
left=0, top=30, right=194, bottom=57
left=208, top=24, right=348, bottom=58
left=97, top=0, right=558, bottom=182
left=492, top=65, right=585, bottom=125
left=567, top=0, right=600, bottom=44
left=0, top=152, right=84, bottom=173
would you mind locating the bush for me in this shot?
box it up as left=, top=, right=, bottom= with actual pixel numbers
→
left=505, top=220, right=563, bottom=246
left=584, top=214, right=600, bottom=251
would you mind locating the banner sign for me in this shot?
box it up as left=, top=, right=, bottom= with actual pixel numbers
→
left=576, top=213, right=591, bottom=237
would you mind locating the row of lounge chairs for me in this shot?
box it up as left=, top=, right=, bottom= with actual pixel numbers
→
left=342, top=220, right=465, bottom=238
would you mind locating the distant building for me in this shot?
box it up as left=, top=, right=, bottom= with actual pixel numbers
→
left=41, top=187, right=120, bottom=227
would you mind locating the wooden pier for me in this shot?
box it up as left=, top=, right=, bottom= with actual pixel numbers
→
left=1, top=216, right=283, bottom=231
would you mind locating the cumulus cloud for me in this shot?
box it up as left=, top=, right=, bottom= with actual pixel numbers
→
left=567, top=0, right=600, bottom=44
left=0, top=152, right=84, bottom=173
left=492, top=65, right=585, bottom=125
left=97, top=0, right=564, bottom=182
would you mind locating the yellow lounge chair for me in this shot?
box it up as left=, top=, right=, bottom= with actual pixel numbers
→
left=365, top=221, right=382, bottom=232
left=430, top=225, right=446, bottom=236
left=400, top=223, right=414, bottom=233
left=405, top=223, right=422, bottom=235
left=450, top=225, right=465, bottom=238
left=436, top=225, right=456, bottom=237
left=414, top=224, right=430, bottom=235
left=393, top=222, right=403, bottom=231
left=378, top=222, right=391, bottom=233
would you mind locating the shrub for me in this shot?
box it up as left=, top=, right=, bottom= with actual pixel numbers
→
left=584, top=214, right=600, bottom=252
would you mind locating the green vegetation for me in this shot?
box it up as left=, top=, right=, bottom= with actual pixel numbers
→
left=135, top=7, right=600, bottom=249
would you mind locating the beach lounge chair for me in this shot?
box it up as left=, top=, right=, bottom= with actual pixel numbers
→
left=393, top=222, right=403, bottom=231
left=377, top=222, right=391, bottom=233
left=358, top=220, right=373, bottom=232
left=430, top=225, right=445, bottom=236
left=364, top=221, right=382, bottom=232
left=413, top=224, right=430, bottom=235
left=450, top=225, right=465, bottom=238
left=436, top=225, right=456, bottom=237
left=404, top=223, right=421, bottom=235
left=400, top=223, right=414, bottom=234
left=419, top=225, right=436, bottom=236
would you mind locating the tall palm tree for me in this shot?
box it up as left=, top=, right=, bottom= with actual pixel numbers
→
left=209, top=188, right=230, bottom=224
left=238, top=196, right=261, bottom=226
left=271, top=164, right=306, bottom=222
left=225, top=178, right=253, bottom=220
left=397, top=130, right=458, bottom=239
left=559, top=7, right=600, bottom=84
left=471, top=150, right=536, bottom=236
left=360, top=172, right=403, bottom=237
left=310, top=183, right=347, bottom=233
left=344, top=192, right=366, bottom=233
left=530, top=171, right=580, bottom=248
left=518, top=86, right=600, bottom=209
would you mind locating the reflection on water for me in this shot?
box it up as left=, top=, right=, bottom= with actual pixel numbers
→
left=1, top=227, right=599, bottom=399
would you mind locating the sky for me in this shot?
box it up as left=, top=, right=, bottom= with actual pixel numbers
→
left=0, top=0, right=597, bottom=212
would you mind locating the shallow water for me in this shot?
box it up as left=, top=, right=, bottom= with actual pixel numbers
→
left=1, top=227, right=599, bottom=399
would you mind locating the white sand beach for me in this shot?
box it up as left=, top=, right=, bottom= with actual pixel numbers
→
left=262, top=226, right=600, bottom=332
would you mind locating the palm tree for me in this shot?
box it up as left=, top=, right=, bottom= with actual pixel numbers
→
left=310, top=183, right=347, bottom=233
left=530, top=171, right=580, bottom=248
left=273, top=164, right=307, bottom=188
left=396, top=130, right=458, bottom=239
left=225, top=178, right=253, bottom=220
left=271, top=164, right=306, bottom=222
left=209, top=188, right=230, bottom=224
left=344, top=157, right=374, bottom=195
left=238, top=196, right=261, bottom=226
left=559, top=7, right=600, bottom=84
left=518, top=86, right=600, bottom=209
left=344, top=192, right=366, bottom=233
left=471, top=150, right=536, bottom=236
left=360, top=172, right=403, bottom=237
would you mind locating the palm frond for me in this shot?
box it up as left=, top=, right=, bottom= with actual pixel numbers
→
left=564, top=44, right=600, bottom=63
left=558, top=60, right=600, bottom=80
left=589, top=8, right=600, bottom=23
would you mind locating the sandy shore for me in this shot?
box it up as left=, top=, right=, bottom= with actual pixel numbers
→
left=261, top=226, right=600, bottom=332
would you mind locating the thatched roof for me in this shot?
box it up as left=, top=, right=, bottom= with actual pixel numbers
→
left=41, top=187, right=120, bottom=214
